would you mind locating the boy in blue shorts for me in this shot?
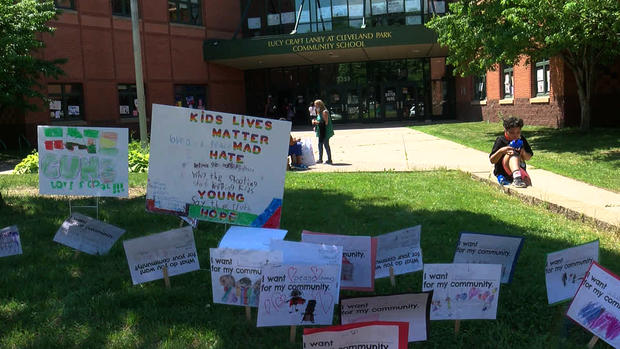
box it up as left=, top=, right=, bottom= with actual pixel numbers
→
left=489, top=116, right=533, bottom=188
left=288, top=136, right=307, bottom=170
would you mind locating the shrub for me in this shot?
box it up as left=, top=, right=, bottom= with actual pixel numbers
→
left=13, top=151, right=39, bottom=174
left=128, top=140, right=149, bottom=173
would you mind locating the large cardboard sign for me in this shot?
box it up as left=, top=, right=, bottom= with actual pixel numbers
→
left=340, top=293, right=431, bottom=342
left=566, top=262, right=620, bottom=348
left=53, top=213, right=125, bottom=255
left=302, top=231, right=377, bottom=291
left=375, top=225, right=423, bottom=279
left=257, top=263, right=340, bottom=327
left=146, top=104, right=291, bottom=228
left=545, top=240, right=599, bottom=305
left=453, top=232, right=524, bottom=283
left=209, top=248, right=282, bottom=307
left=218, top=226, right=287, bottom=251
left=37, top=126, right=128, bottom=197
left=422, top=263, right=502, bottom=320
left=0, top=226, right=22, bottom=257
left=303, top=321, right=409, bottom=349
left=123, top=226, right=200, bottom=285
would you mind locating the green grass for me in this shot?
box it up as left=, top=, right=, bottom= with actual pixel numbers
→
left=1, top=172, right=619, bottom=348
left=411, top=121, right=620, bottom=192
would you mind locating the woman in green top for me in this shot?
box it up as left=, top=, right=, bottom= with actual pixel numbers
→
left=311, top=99, right=334, bottom=164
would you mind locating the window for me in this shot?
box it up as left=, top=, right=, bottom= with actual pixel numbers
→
left=118, top=84, right=140, bottom=118
left=535, top=59, right=550, bottom=96
left=54, top=0, right=74, bottom=9
left=502, top=66, right=514, bottom=98
left=168, top=0, right=202, bottom=26
left=174, top=85, right=206, bottom=109
left=112, top=0, right=132, bottom=17
left=48, top=84, right=84, bottom=120
left=473, top=74, right=486, bottom=100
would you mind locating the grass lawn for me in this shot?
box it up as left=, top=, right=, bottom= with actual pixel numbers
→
left=411, top=121, right=620, bottom=192
left=1, top=171, right=619, bottom=348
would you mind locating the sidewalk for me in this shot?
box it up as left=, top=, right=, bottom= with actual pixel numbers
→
left=292, top=125, right=620, bottom=232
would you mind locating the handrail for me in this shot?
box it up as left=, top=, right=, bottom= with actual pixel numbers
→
left=290, top=0, right=306, bottom=34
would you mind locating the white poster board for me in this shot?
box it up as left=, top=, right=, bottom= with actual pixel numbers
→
left=340, top=293, right=431, bottom=342
left=375, top=225, right=423, bottom=279
left=210, top=248, right=283, bottom=307
left=146, top=104, right=291, bottom=228
left=218, top=226, right=287, bottom=251
left=37, top=126, right=128, bottom=197
left=303, top=322, right=409, bottom=349
left=123, top=226, right=200, bottom=285
left=257, top=263, right=340, bottom=327
left=0, top=226, right=22, bottom=257
left=566, top=262, right=620, bottom=348
left=302, top=231, right=377, bottom=291
left=545, top=240, right=599, bottom=305
left=54, top=213, right=125, bottom=255
left=422, top=263, right=502, bottom=320
left=453, top=232, right=524, bottom=283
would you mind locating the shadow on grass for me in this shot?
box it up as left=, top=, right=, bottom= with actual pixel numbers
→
left=0, top=187, right=617, bottom=348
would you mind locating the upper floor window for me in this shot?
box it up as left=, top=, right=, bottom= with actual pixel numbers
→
left=174, top=85, right=206, bottom=109
left=54, top=0, right=74, bottom=9
left=168, top=0, right=202, bottom=26
left=112, top=0, right=131, bottom=17
left=48, top=84, right=84, bottom=120
left=502, top=66, right=514, bottom=99
left=118, top=84, right=140, bottom=118
left=535, top=59, right=550, bottom=96
left=473, top=74, right=486, bottom=101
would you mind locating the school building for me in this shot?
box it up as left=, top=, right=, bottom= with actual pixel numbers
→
left=2, top=0, right=618, bottom=147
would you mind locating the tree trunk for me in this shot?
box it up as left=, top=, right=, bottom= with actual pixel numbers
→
left=563, top=51, right=596, bottom=131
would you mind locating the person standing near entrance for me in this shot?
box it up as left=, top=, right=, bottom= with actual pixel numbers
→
left=312, top=99, right=334, bottom=164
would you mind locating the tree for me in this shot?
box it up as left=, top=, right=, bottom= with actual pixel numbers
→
left=0, top=0, right=65, bottom=115
left=426, top=0, right=620, bottom=130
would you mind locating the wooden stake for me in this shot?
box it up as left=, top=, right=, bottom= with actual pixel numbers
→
left=245, top=306, right=251, bottom=321
left=454, top=320, right=460, bottom=335
left=179, top=218, right=184, bottom=227
left=289, top=325, right=296, bottom=343
left=163, top=266, right=171, bottom=289
left=389, top=267, right=396, bottom=287
left=587, top=335, right=599, bottom=349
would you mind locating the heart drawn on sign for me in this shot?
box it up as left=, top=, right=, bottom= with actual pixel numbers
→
left=287, top=266, right=297, bottom=281
left=316, top=292, right=334, bottom=314
left=272, top=292, right=287, bottom=309
left=310, top=266, right=323, bottom=281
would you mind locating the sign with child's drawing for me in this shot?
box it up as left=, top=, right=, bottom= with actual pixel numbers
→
left=422, top=263, right=502, bottom=320
left=302, top=231, right=376, bottom=291
left=545, top=240, right=599, bottom=305
left=340, top=293, right=432, bottom=342
left=257, top=263, right=340, bottom=327
left=210, top=248, right=283, bottom=307
left=375, top=225, right=423, bottom=279
left=123, top=226, right=199, bottom=285
left=53, top=213, right=125, bottom=255
left=303, top=321, right=409, bottom=349
left=0, top=226, right=22, bottom=257
left=453, top=232, right=523, bottom=283
left=566, top=262, right=620, bottom=348
left=218, top=226, right=287, bottom=251
left=37, top=126, right=128, bottom=197
left=146, top=104, right=291, bottom=228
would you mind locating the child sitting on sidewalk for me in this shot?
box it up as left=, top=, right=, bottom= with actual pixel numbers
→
left=288, top=135, right=307, bottom=170
left=489, top=116, right=533, bottom=188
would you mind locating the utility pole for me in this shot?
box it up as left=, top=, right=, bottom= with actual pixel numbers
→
left=130, top=0, right=148, bottom=147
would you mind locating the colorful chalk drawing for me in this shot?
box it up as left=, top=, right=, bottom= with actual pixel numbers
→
left=37, top=126, right=128, bottom=197
left=146, top=104, right=290, bottom=228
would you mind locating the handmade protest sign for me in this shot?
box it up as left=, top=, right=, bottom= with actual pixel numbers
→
left=270, top=240, right=342, bottom=303
left=257, top=263, right=340, bottom=327
left=218, top=226, right=287, bottom=251
left=302, top=231, right=377, bottom=291
left=37, top=126, right=128, bottom=197
left=340, top=292, right=431, bottom=342
left=545, top=240, right=599, bottom=305
left=146, top=104, right=291, bottom=228
left=53, top=213, right=125, bottom=255
left=210, top=248, right=282, bottom=307
left=375, top=225, right=422, bottom=279
left=566, top=262, right=620, bottom=348
left=0, top=226, right=22, bottom=257
left=303, top=321, right=409, bottom=349
left=453, top=232, right=523, bottom=283
left=422, top=263, right=502, bottom=320
left=123, top=226, right=199, bottom=285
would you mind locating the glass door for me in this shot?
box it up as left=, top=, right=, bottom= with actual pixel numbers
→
left=382, top=85, right=399, bottom=120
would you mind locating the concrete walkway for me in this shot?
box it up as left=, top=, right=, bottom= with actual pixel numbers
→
left=291, top=125, right=620, bottom=231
